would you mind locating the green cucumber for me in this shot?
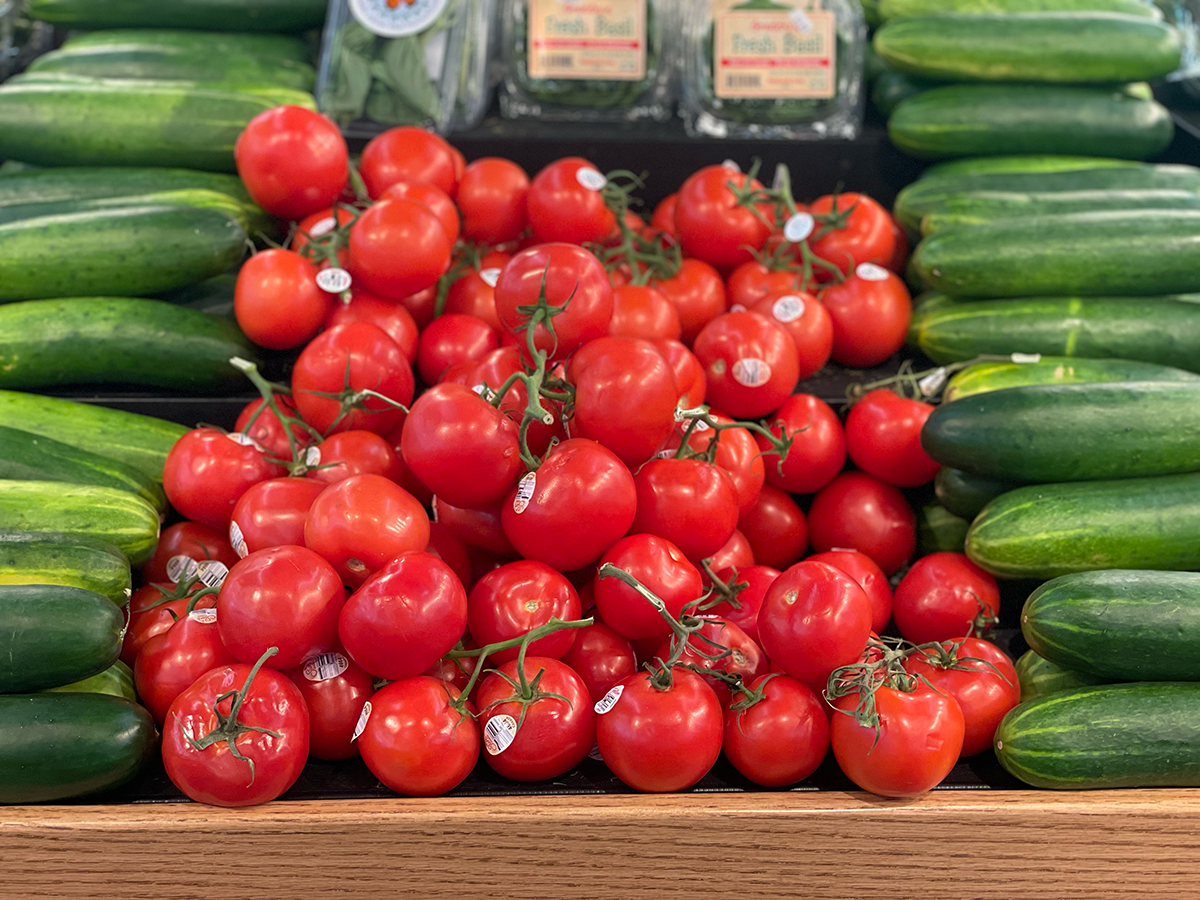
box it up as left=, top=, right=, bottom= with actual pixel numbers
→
left=0, top=585, right=123, bottom=693
left=934, top=467, right=1020, bottom=519
left=917, top=502, right=969, bottom=553
left=873, top=69, right=937, bottom=116
left=43, top=660, right=135, bottom=702
left=0, top=532, right=131, bottom=607
left=920, top=188, right=1200, bottom=235
left=909, top=295, right=1200, bottom=371
left=61, top=30, right=312, bottom=64
left=0, top=188, right=272, bottom=236
left=879, top=0, right=1161, bottom=19
left=1022, top=570, right=1200, bottom=681
left=8, top=73, right=317, bottom=110
left=27, top=0, right=327, bottom=33
left=0, top=692, right=155, bottom=803
left=1015, top=649, right=1111, bottom=701
left=889, top=84, right=1174, bottom=161
left=875, top=14, right=1181, bottom=83
left=922, top=155, right=1144, bottom=178
left=943, top=356, right=1200, bottom=402
left=0, top=166, right=255, bottom=209
left=966, top=473, right=1200, bottom=579
left=995, top=683, right=1200, bottom=789
left=158, top=273, right=236, bottom=318
left=0, top=298, right=257, bottom=393
left=922, top=382, right=1200, bottom=483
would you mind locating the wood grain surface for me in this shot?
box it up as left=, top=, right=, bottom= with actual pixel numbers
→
left=5, top=790, right=1200, bottom=899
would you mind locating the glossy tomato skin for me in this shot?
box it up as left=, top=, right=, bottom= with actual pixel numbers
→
left=230, top=477, right=326, bottom=555
left=692, top=312, right=800, bottom=419
left=807, top=549, right=893, bottom=635
left=629, top=458, right=740, bottom=563
left=892, top=552, right=1001, bottom=645
left=726, top=262, right=808, bottom=310
left=704, top=529, right=756, bottom=576
left=593, top=534, right=702, bottom=641
left=748, top=291, right=833, bottom=379
left=306, top=430, right=404, bottom=485
left=651, top=258, right=727, bottom=346
left=476, top=657, right=595, bottom=781
left=425, top=521, right=474, bottom=588
left=806, top=472, right=917, bottom=577
left=808, top=193, right=898, bottom=277
left=704, top=564, right=781, bottom=644
left=379, top=180, right=460, bottom=243
left=559, top=620, right=638, bottom=703
left=595, top=668, right=723, bottom=792
left=649, top=193, right=678, bottom=236
left=134, top=607, right=238, bottom=725
left=121, top=584, right=211, bottom=666
left=467, top=560, right=581, bottom=663
left=217, top=544, right=346, bottom=670
left=162, top=662, right=310, bottom=807
left=758, top=393, right=846, bottom=496
left=443, top=254, right=509, bottom=332
left=527, top=157, right=616, bottom=245
left=338, top=551, right=468, bottom=682
left=234, top=105, right=347, bottom=220
left=416, top=313, right=499, bottom=386
left=501, top=439, right=637, bottom=573
left=357, top=676, right=479, bottom=797
left=358, top=126, right=458, bottom=198
left=234, top=249, right=332, bottom=350
left=737, top=484, right=808, bottom=571
left=608, top=285, right=682, bottom=342
left=664, top=412, right=764, bottom=517
left=284, top=650, right=376, bottom=760
left=163, top=428, right=285, bottom=530
left=234, top=395, right=310, bottom=462
left=845, top=390, right=940, bottom=488
left=456, top=157, right=529, bottom=243
left=831, top=683, right=964, bottom=798
left=348, top=198, right=452, bottom=301
left=723, top=674, right=830, bottom=787
left=141, top=521, right=238, bottom=586
left=821, top=269, right=912, bottom=368
left=324, top=289, right=420, bottom=363
left=674, top=165, right=773, bottom=270
left=651, top=338, right=707, bottom=407
left=433, top=496, right=517, bottom=557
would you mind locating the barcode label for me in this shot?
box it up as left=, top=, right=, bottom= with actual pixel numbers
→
left=725, top=74, right=762, bottom=89
left=542, top=54, right=573, bottom=68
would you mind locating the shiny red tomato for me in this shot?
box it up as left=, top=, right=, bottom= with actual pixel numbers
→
left=649, top=193, right=678, bottom=236
left=379, top=180, right=460, bottom=243
left=723, top=674, right=830, bottom=787
left=737, top=484, right=808, bottom=571
left=629, top=457, right=739, bottom=563
left=425, top=521, right=474, bottom=588
left=748, top=290, right=832, bottom=379
left=663, top=412, right=765, bottom=517
left=892, top=552, right=1001, bottom=644
left=348, top=198, right=452, bottom=301
left=526, top=157, right=616, bottom=245
left=443, top=251, right=510, bottom=331
left=674, top=164, right=773, bottom=269
left=141, top=521, right=238, bottom=586
left=467, top=560, right=581, bottom=662
left=284, top=650, right=375, bottom=760
left=134, top=605, right=238, bottom=725
left=456, top=157, right=529, bottom=243
left=305, top=430, right=403, bottom=485
left=692, top=311, right=800, bottom=419
left=291, top=206, right=355, bottom=260
left=397, top=284, right=438, bottom=330
left=324, top=289, right=419, bottom=363
left=235, top=249, right=333, bottom=350
left=809, top=193, right=899, bottom=277
left=807, top=549, right=893, bottom=635
left=608, top=284, right=682, bottom=341
left=702, top=564, right=780, bottom=644
left=655, top=617, right=767, bottom=707
left=163, top=428, right=284, bottom=529
left=845, top=388, right=941, bottom=488
left=651, top=338, right=707, bottom=407
left=358, top=126, right=458, bottom=198
left=559, top=619, right=638, bottom=703
left=757, top=393, right=846, bottom=496
left=433, top=496, right=518, bottom=557
left=821, top=267, right=912, bottom=368
left=121, top=583, right=209, bottom=666
left=593, top=534, right=702, bottom=641
left=417, top=313, right=499, bottom=386
left=726, top=262, right=808, bottom=310
left=806, top=472, right=917, bottom=576
left=229, top=477, right=326, bottom=555
left=650, top=258, right=727, bottom=345
left=704, top=528, right=756, bottom=576
left=233, top=395, right=311, bottom=462
left=234, top=105, right=347, bottom=220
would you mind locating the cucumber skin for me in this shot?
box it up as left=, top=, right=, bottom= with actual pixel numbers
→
left=0, top=693, right=156, bottom=803
left=995, top=683, right=1200, bottom=789
left=879, top=0, right=1161, bottom=19
left=923, top=155, right=1143, bottom=178
left=0, top=585, right=123, bottom=693
left=0, top=532, right=131, bottom=607
left=27, top=0, right=327, bottom=33
left=966, top=473, right=1200, bottom=579
left=942, top=356, right=1200, bottom=402
left=920, top=188, right=1200, bottom=235
left=934, top=467, right=1019, bottom=519
left=1015, top=649, right=1110, bottom=701
left=61, top=30, right=312, bottom=64
left=0, top=166, right=254, bottom=209
left=1023, top=570, right=1200, bottom=681
left=43, top=660, right=136, bottom=702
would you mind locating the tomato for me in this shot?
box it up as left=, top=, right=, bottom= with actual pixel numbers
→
left=348, top=198, right=452, bottom=301
left=229, top=477, right=326, bottom=555
left=594, top=534, right=702, bottom=641
left=493, top=243, right=613, bottom=362
left=526, top=157, right=616, bottom=245
left=702, top=564, right=780, bottom=644
left=808, top=193, right=899, bottom=277
left=757, top=393, right=846, bottom=496
left=807, top=549, right=893, bottom=635
left=831, top=682, right=964, bottom=798
left=433, top=496, right=518, bottom=557
left=664, top=412, right=764, bottom=516
left=559, top=619, right=638, bottom=703
left=651, top=338, right=707, bottom=407
left=726, top=262, right=808, bottom=310
left=476, top=657, right=595, bottom=781
left=651, top=258, right=727, bottom=345
left=704, top=528, right=756, bottom=576
left=162, top=660, right=310, bottom=807
left=291, top=323, right=414, bottom=436
left=379, top=180, right=460, bottom=243
left=629, top=457, right=739, bottom=563
left=358, top=126, right=458, bottom=198
left=467, top=560, right=581, bottom=662
left=134, top=605, right=238, bottom=725
left=417, top=313, right=499, bottom=386
left=234, top=105, right=347, bottom=220
left=456, top=157, right=530, bottom=243
left=234, top=249, right=333, bottom=350
left=903, top=637, right=1020, bottom=757
left=324, top=289, right=420, bottom=363
left=674, top=164, right=773, bottom=270
left=233, top=395, right=311, bottom=463
left=655, top=617, right=767, bottom=708
left=723, top=674, right=829, bottom=787
left=748, top=291, right=832, bottom=379
left=285, top=650, right=375, bottom=760
left=357, top=676, right=479, bottom=797
left=304, top=474, right=430, bottom=586
left=821, top=267, right=912, bottom=368
left=844, top=390, right=940, bottom=488
left=737, top=484, right=808, bottom=571
left=892, top=552, right=1001, bottom=645
left=443, top=251, right=510, bottom=331
left=595, top=668, right=723, bottom=792
left=501, top=439, right=637, bottom=573
left=121, top=582, right=211, bottom=666
left=426, top=521, right=474, bottom=588
left=217, top=544, right=345, bottom=669
left=607, top=284, right=682, bottom=341
left=758, top=560, right=872, bottom=687
left=807, top=472, right=917, bottom=576
left=692, top=312, right=800, bottom=419
left=142, top=521, right=238, bottom=586
left=398, top=284, right=438, bottom=330
left=306, top=430, right=403, bottom=485
left=291, top=206, right=355, bottom=259
left=163, top=428, right=285, bottom=530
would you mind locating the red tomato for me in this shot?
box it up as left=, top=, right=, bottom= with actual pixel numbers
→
left=692, top=312, right=800, bottom=419
left=758, top=560, right=872, bottom=687
left=629, top=457, right=739, bottom=563
left=892, top=552, right=1001, bottom=644
left=726, top=262, right=808, bottom=310
left=608, top=284, right=682, bottom=341
left=595, top=668, right=723, bottom=792
left=593, top=534, right=702, bottom=641
left=234, top=105, right=347, bottom=220
left=417, top=313, right=499, bottom=386
left=229, top=477, right=326, bottom=555
left=304, top=474, right=430, bottom=586
left=305, top=430, right=403, bottom=485
left=651, top=258, right=727, bottom=346
left=821, top=267, right=912, bottom=368
left=134, top=605, right=238, bottom=725
left=358, top=126, right=458, bottom=198
left=559, top=619, right=638, bottom=703
left=737, top=484, right=808, bottom=571
left=291, top=206, right=355, bottom=259
left=285, top=650, right=375, bottom=760
left=526, top=157, right=616, bottom=245
left=235, top=249, right=333, bottom=350
left=163, top=428, right=284, bottom=529
left=655, top=617, right=767, bottom=707
left=162, top=660, right=310, bottom=807
left=807, top=472, right=917, bottom=576
left=348, top=198, right=452, bottom=301
left=808, top=193, right=899, bottom=277
left=723, top=674, right=830, bottom=786
left=703, top=564, right=780, bottom=644
left=757, top=393, right=846, bottom=496
left=651, top=338, right=707, bottom=407
left=379, top=180, right=460, bottom=243
left=807, top=549, right=893, bottom=635
left=663, top=412, right=764, bottom=516
left=845, top=390, right=940, bottom=488
left=674, top=164, right=773, bottom=269
left=398, top=284, right=438, bottom=330
left=456, top=157, right=530, bottom=243
left=649, top=193, right=678, bottom=236
left=903, top=637, right=1020, bottom=757
left=324, top=289, right=419, bottom=363
left=748, top=291, right=832, bottom=379
left=433, top=496, right=517, bottom=557
left=233, top=395, right=311, bottom=463
left=704, top=529, right=756, bottom=575
left=443, top=251, right=510, bottom=331
left=476, top=657, right=595, bottom=781
left=425, top=521, right=474, bottom=588
left=467, top=560, right=581, bottom=662
left=121, top=583, right=211, bottom=666
left=141, top=521, right=238, bottom=586
left=831, top=682, right=964, bottom=798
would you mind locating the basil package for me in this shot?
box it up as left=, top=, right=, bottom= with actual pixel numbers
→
left=500, top=0, right=678, bottom=122
left=316, top=0, right=477, bottom=136
left=682, top=0, right=866, bottom=139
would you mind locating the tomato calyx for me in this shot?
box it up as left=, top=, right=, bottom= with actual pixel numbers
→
left=908, top=639, right=1014, bottom=687
left=587, top=170, right=684, bottom=286
left=230, top=357, right=325, bottom=475
left=475, top=639, right=574, bottom=739
left=696, top=558, right=748, bottom=613
left=967, top=592, right=1001, bottom=638
left=672, top=404, right=795, bottom=478
left=825, top=635, right=921, bottom=742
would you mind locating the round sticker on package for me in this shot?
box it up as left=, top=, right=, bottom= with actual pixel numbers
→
left=576, top=167, right=607, bottom=192
left=594, top=684, right=625, bottom=715
left=772, top=295, right=806, bottom=323
left=732, top=358, right=773, bottom=388
left=855, top=262, right=890, bottom=282
left=348, top=0, right=449, bottom=37
left=307, top=216, right=337, bottom=238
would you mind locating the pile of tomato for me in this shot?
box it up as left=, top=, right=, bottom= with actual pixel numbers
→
left=127, top=106, right=1022, bottom=808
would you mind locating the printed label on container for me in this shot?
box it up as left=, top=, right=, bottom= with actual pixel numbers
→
left=713, top=2, right=836, bottom=101
left=855, top=262, right=890, bottom=282
left=479, top=267, right=502, bottom=288
left=188, top=607, right=218, bottom=625
left=166, top=554, right=199, bottom=584
left=513, top=471, right=537, bottom=514
left=351, top=701, right=372, bottom=741
left=195, top=560, right=229, bottom=589
left=594, top=684, right=625, bottom=714
left=228, top=520, right=248, bottom=559
left=528, top=0, right=647, bottom=82
left=316, top=268, right=353, bottom=293
left=483, top=714, right=519, bottom=755
left=732, top=358, right=773, bottom=388
left=783, top=212, right=815, bottom=243
left=304, top=445, right=322, bottom=468
left=575, top=167, right=608, bottom=192
left=772, top=294, right=806, bottom=323
left=303, top=652, right=350, bottom=683
left=348, top=0, right=449, bottom=38
left=226, top=432, right=265, bottom=452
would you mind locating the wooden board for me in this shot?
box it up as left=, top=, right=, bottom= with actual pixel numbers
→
left=5, top=790, right=1200, bottom=899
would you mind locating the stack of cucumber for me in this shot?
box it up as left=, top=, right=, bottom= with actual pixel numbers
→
left=871, top=0, right=1180, bottom=160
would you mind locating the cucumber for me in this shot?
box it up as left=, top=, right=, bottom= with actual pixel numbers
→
left=0, top=532, right=131, bottom=607
left=0, top=585, right=123, bottom=693
left=872, top=69, right=937, bottom=117
left=61, top=30, right=313, bottom=65
left=1015, top=649, right=1111, bottom=701
left=8, top=73, right=317, bottom=111
left=0, top=692, right=155, bottom=803
left=28, top=0, right=327, bottom=32
left=889, top=84, right=1174, bottom=161
left=43, top=660, right=135, bottom=702
left=917, top=502, right=969, bottom=553
left=1022, top=570, right=1200, bottom=681
left=922, top=382, right=1200, bottom=483
left=0, top=166, right=255, bottom=210
left=909, top=295, right=1200, bottom=372
left=922, top=155, right=1145, bottom=178
left=966, top=473, right=1200, bottom=579
left=875, top=14, right=1181, bottom=83
left=158, top=273, right=236, bottom=318
left=0, top=298, right=258, bottom=393
left=920, top=188, right=1200, bottom=235
left=0, top=188, right=272, bottom=236
left=0, top=425, right=166, bottom=512
left=934, top=467, right=1020, bottom=519
left=879, top=0, right=1161, bottom=19
left=995, top=683, right=1200, bottom=789
left=943, top=356, right=1200, bottom=402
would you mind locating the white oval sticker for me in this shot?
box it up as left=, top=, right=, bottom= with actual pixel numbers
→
left=166, top=554, right=199, bottom=584
left=316, top=268, right=353, bottom=293
left=1011, top=353, right=1043, bottom=364
left=790, top=8, right=814, bottom=31
left=195, top=559, right=229, bottom=589
left=307, top=216, right=338, bottom=238
left=594, top=684, right=625, bottom=715
left=483, top=714, right=519, bottom=756
left=721, top=159, right=742, bottom=173
left=303, top=652, right=351, bottom=683
left=228, top=521, right=248, bottom=559
left=772, top=294, right=806, bottom=323
left=226, top=432, right=265, bottom=452
left=512, top=471, right=537, bottom=514
left=304, top=445, right=322, bottom=468
left=855, top=262, right=890, bottom=282
left=479, top=267, right=501, bottom=288
left=917, top=367, right=949, bottom=398
left=188, top=607, right=218, bottom=625
left=732, top=358, right=773, bottom=388
left=351, top=701, right=372, bottom=741
left=783, top=213, right=815, bottom=244
left=576, top=167, right=607, bottom=192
